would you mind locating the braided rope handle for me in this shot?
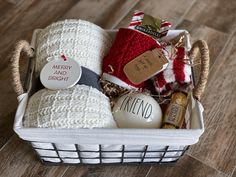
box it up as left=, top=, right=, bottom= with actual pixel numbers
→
left=11, top=40, right=34, bottom=96
left=190, top=40, right=210, bottom=101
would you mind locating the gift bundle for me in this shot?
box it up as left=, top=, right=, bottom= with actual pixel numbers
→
left=101, top=11, right=197, bottom=129
left=11, top=11, right=209, bottom=165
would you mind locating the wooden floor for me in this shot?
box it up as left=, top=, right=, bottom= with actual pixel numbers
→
left=0, top=0, right=236, bottom=176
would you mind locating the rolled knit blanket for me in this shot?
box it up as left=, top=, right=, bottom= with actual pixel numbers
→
left=35, top=19, right=112, bottom=76
left=23, top=85, right=117, bottom=128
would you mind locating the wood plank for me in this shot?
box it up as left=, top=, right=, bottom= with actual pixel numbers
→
left=0, top=135, right=68, bottom=177
left=0, top=0, right=35, bottom=33
left=0, top=1, right=13, bottom=19
left=87, top=165, right=150, bottom=177
left=61, top=0, right=140, bottom=29
left=5, top=0, right=24, bottom=5
left=146, top=155, right=227, bottom=177
left=0, top=0, right=78, bottom=72
left=187, top=34, right=236, bottom=176
left=184, top=0, right=236, bottom=34
left=176, top=20, right=229, bottom=67
left=115, top=0, right=197, bottom=29
left=0, top=74, right=18, bottom=119
left=232, top=168, right=236, bottom=177
left=0, top=64, right=18, bottom=149
left=0, top=112, right=15, bottom=149
left=0, top=46, right=34, bottom=149
left=61, top=166, right=88, bottom=177
left=63, top=165, right=151, bottom=177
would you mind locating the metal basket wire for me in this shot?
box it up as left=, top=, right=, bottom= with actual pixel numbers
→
left=29, top=141, right=189, bottom=165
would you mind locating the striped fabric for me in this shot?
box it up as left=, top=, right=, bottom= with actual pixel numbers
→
left=128, top=10, right=172, bottom=38
left=154, top=46, right=192, bottom=95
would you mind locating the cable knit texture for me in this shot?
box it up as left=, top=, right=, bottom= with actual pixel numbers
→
left=102, top=28, right=161, bottom=89
left=35, top=19, right=112, bottom=76
left=23, top=85, right=117, bottom=128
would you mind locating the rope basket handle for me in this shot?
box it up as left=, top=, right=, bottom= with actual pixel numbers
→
left=11, top=40, right=34, bottom=96
left=190, top=40, right=210, bottom=101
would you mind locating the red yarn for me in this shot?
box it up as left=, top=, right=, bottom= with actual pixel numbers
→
left=102, top=28, right=161, bottom=88
left=156, top=72, right=166, bottom=88
left=154, top=47, right=192, bottom=95
left=173, top=47, right=185, bottom=83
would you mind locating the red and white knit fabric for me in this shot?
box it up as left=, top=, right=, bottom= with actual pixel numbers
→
left=154, top=46, right=192, bottom=95
left=128, top=10, right=172, bottom=38
left=102, top=28, right=161, bottom=89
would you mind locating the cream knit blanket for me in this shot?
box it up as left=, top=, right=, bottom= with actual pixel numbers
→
left=23, top=85, right=117, bottom=128
left=35, top=19, right=112, bottom=76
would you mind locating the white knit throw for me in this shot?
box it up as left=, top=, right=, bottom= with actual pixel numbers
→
left=35, top=19, right=112, bottom=76
left=23, top=85, right=117, bottom=128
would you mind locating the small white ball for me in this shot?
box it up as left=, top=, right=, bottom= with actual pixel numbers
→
left=113, top=93, right=162, bottom=128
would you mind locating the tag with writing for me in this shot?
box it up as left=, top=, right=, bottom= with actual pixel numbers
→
left=123, top=49, right=168, bottom=84
left=40, top=56, right=82, bottom=90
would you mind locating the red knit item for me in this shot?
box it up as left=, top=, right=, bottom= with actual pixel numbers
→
left=173, top=47, right=185, bottom=82
left=102, top=28, right=161, bottom=89
left=154, top=47, right=192, bottom=95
